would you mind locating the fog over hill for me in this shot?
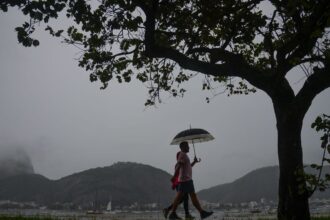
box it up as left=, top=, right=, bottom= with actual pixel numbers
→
left=0, top=145, right=34, bottom=179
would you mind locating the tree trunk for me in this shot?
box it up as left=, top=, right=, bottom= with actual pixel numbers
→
left=275, top=106, right=311, bottom=220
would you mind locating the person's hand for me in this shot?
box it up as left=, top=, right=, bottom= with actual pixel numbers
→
left=171, top=176, right=176, bottom=182
left=193, top=156, right=201, bottom=163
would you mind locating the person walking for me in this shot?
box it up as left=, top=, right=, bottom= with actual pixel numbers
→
left=163, top=152, right=195, bottom=220
left=168, top=141, right=213, bottom=220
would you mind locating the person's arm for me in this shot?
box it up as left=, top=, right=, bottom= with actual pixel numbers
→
left=171, top=162, right=182, bottom=182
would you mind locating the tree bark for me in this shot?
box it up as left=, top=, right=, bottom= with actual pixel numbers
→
left=274, top=102, right=311, bottom=220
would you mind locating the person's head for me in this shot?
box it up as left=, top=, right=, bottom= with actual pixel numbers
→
left=179, top=141, right=189, bottom=153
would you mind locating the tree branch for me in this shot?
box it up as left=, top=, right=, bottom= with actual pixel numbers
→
left=186, top=47, right=245, bottom=64
left=264, top=10, right=277, bottom=69
left=276, top=0, right=329, bottom=74
left=141, top=0, right=157, bottom=56
left=149, top=44, right=277, bottom=96
left=296, top=64, right=330, bottom=116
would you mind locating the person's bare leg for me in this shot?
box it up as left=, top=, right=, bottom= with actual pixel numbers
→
left=189, top=192, right=213, bottom=219
left=171, top=191, right=184, bottom=213
left=189, top=192, right=202, bottom=212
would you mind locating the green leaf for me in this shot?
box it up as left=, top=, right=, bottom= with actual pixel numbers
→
left=32, top=40, right=40, bottom=46
left=55, top=30, right=64, bottom=37
left=0, top=4, right=8, bottom=12
left=89, top=74, right=97, bottom=82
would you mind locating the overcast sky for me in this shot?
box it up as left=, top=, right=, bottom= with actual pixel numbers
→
left=0, top=9, right=329, bottom=190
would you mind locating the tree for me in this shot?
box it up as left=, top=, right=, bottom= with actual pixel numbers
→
left=303, top=114, right=330, bottom=196
left=1, top=0, right=330, bottom=219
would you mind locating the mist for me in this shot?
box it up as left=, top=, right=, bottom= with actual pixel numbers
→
left=0, top=144, right=35, bottom=179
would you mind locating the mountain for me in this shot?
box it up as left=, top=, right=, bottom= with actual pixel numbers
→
left=1, top=163, right=329, bottom=208
left=198, top=165, right=330, bottom=203
left=0, top=174, right=55, bottom=204
left=0, top=162, right=175, bottom=208
left=198, top=166, right=279, bottom=203
left=54, top=162, right=175, bottom=207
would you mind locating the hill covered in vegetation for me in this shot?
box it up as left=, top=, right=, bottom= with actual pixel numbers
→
left=0, top=162, right=175, bottom=208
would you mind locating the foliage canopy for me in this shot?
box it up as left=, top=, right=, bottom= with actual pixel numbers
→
left=2, top=0, right=329, bottom=106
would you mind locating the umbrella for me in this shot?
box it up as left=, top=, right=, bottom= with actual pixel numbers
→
left=170, top=128, right=215, bottom=159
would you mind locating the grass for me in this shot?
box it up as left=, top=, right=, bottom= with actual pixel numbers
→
left=0, top=216, right=56, bottom=220
left=257, top=218, right=330, bottom=220
left=1, top=215, right=330, bottom=220
left=0, top=216, right=75, bottom=220
left=311, top=217, right=330, bottom=220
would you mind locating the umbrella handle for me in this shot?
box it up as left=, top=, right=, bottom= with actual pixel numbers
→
left=194, top=157, right=201, bottom=163
left=192, top=139, right=196, bottom=157
left=192, top=140, right=201, bottom=162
